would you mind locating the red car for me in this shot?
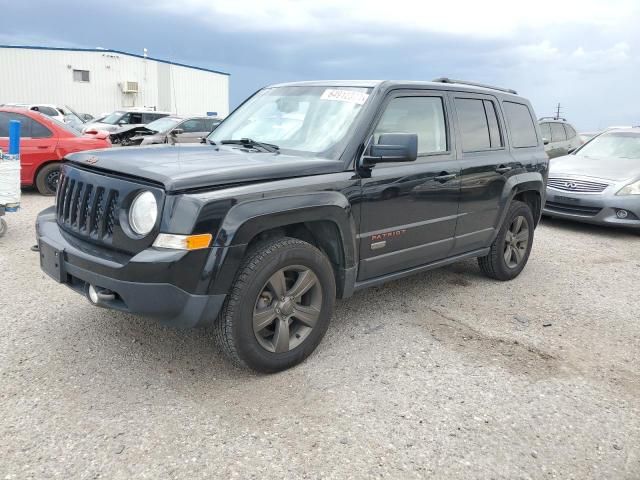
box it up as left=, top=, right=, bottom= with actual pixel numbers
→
left=0, top=108, right=111, bottom=195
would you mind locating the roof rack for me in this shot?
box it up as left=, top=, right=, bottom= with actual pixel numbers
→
left=538, top=116, right=567, bottom=122
left=432, top=77, right=517, bottom=95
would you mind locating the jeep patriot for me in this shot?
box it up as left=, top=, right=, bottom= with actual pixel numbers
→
left=36, top=79, right=549, bottom=372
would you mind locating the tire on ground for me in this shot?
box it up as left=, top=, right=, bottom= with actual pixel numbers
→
left=478, top=200, right=535, bottom=281
left=214, top=236, right=336, bottom=373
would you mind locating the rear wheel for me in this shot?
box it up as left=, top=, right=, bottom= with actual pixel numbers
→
left=478, top=200, right=534, bottom=281
left=214, top=237, right=336, bottom=373
left=35, top=162, right=61, bottom=196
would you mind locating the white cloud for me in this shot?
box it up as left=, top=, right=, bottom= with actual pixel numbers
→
left=148, top=0, right=640, bottom=38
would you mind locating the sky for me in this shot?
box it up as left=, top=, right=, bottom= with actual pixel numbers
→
left=1, top=0, right=639, bottom=130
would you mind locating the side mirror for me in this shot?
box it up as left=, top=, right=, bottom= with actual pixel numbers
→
left=362, top=133, right=418, bottom=166
left=543, top=137, right=550, bottom=145
left=117, top=120, right=126, bottom=125
left=199, top=137, right=207, bottom=144
left=567, top=147, right=576, bottom=154
left=171, top=128, right=184, bottom=136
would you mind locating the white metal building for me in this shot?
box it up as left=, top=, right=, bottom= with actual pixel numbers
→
left=0, top=45, right=230, bottom=117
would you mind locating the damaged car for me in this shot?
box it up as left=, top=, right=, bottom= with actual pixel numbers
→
left=109, top=115, right=221, bottom=146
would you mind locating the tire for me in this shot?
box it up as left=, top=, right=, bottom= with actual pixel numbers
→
left=478, top=200, right=535, bottom=281
left=214, top=237, right=336, bottom=373
left=0, top=218, right=7, bottom=238
left=35, top=162, right=61, bottom=196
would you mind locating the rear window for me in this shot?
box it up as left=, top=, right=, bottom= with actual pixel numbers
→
left=503, top=102, right=538, bottom=148
left=564, top=124, right=577, bottom=139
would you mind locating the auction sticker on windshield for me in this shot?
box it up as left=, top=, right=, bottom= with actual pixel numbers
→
left=320, top=89, right=369, bottom=105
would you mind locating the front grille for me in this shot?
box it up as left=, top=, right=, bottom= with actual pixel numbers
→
left=56, top=173, right=120, bottom=242
left=545, top=201, right=602, bottom=216
left=548, top=177, right=608, bottom=193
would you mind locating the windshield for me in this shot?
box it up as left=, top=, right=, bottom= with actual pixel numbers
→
left=101, top=111, right=126, bottom=125
left=208, top=85, right=372, bottom=159
left=577, top=131, right=640, bottom=160
left=145, top=117, right=182, bottom=133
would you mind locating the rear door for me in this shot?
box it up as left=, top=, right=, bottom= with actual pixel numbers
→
left=563, top=123, right=581, bottom=151
left=549, top=122, right=568, bottom=158
left=357, top=90, right=461, bottom=280
left=450, top=94, right=516, bottom=254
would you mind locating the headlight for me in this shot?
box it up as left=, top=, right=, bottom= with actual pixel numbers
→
left=617, top=180, right=640, bottom=196
left=129, top=191, right=158, bottom=235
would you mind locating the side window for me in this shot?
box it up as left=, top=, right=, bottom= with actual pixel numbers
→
left=373, top=96, right=447, bottom=155
left=129, top=113, right=143, bottom=124
left=181, top=119, right=205, bottom=133
left=484, top=100, right=503, bottom=148
left=34, top=106, right=58, bottom=117
left=503, top=102, right=538, bottom=148
left=455, top=98, right=490, bottom=151
left=540, top=122, right=551, bottom=141
left=204, top=118, right=220, bottom=131
left=31, top=118, right=52, bottom=138
left=564, top=124, right=576, bottom=139
left=0, top=112, right=51, bottom=138
left=550, top=123, right=566, bottom=142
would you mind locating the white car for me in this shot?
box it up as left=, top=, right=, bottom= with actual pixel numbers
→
left=82, top=109, right=171, bottom=133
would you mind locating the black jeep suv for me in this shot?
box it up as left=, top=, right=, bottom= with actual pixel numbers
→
left=36, top=79, right=548, bottom=372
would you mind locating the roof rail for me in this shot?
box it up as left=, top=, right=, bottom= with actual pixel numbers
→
left=432, top=77, right=518, bottom=95
left=538, top=116, right=567, bottom=122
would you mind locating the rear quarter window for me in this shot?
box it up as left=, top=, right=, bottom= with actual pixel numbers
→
left=503, top=102, right=538, bottom=148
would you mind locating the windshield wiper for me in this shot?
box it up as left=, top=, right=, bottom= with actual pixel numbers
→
left=220, top=138, right=280, bottom=153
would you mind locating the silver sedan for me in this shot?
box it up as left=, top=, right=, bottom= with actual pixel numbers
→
left=543, top=128, right=640, bottom=230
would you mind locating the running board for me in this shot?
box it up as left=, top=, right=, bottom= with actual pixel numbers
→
left=353, top=248, right=490, bottom=291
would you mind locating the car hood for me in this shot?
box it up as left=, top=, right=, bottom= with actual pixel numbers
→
left=549, top=154, right=640, bottom=182
left=66, top=145, right=344, bottom=192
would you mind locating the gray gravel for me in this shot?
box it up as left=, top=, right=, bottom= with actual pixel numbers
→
left=1, top=192, right=639, bottom=479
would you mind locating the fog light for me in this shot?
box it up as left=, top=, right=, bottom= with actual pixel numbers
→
left=616, top=209, right=629, bottom=219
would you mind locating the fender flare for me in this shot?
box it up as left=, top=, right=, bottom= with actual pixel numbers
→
left=207, top=191, right=358, bottom=297
left=493, top=171, right=545, bottom=241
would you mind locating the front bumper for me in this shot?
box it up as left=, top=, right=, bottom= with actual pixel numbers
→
left=36, top=206, right=226, bottom=328
left=543, top=188, right=640, bottom=229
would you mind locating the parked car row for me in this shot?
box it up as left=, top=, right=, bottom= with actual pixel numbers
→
left=0, top=103, right=222, bottom=194
left=108, top=115, right=221, bottom=146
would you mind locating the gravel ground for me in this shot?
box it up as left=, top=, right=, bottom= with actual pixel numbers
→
left=1, top=192, right=639, bottom=479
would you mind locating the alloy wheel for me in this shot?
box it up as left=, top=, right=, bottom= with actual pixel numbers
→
left=503, top=215, right=530, bottom=268
left=253, top=265, right=323, bottom=353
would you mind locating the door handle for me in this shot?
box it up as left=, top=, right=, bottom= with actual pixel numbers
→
left=37, top=145, right=49, bottom=149
left=495, top=165, right=512, bottom=174
left=434, top=172, right=456, bottom=182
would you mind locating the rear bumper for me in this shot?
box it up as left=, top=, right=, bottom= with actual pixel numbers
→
left=36, top=206, right=226, bottom=328
left=543, top=189, right=640, bottom=229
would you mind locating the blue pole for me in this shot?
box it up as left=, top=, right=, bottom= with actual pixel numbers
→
left=9, top=120, right=21, bottom=155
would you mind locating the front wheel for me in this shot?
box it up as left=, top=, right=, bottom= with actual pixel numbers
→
left=214, top=237, right=336, bottom=373
left=478, top=200, right=535, bottom=281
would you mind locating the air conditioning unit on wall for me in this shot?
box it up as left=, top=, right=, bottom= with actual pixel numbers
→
left=120, top=81, right=139, bottom=93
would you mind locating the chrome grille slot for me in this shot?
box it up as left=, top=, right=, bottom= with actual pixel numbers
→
left=548, top=178, right=608, bottom=193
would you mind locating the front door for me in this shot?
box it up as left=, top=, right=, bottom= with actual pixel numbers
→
left=357, top=91, right=461, bottom=281
left=174, top=119, right=208, bottom=143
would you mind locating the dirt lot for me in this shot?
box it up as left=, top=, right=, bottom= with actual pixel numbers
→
left=1, top=192, right=639, bottom=479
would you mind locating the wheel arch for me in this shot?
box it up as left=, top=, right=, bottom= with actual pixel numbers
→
left=211, top=192, right=358, bottom=299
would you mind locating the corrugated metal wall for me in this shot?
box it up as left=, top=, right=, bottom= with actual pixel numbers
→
left=0, top=47, right=229, bottom=117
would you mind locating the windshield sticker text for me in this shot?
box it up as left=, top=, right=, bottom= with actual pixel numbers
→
left=320, top=89, right=369, bottom=105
